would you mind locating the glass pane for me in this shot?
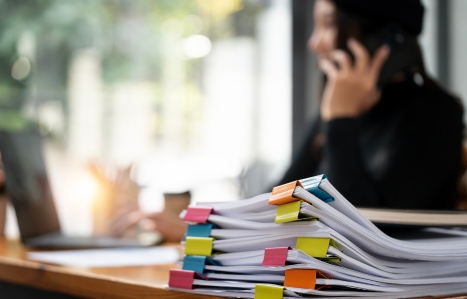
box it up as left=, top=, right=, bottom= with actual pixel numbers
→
left=1, top=0, right=291, bottom=236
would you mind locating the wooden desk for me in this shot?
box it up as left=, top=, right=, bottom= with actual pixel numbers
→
left=0, top=237, right=466, bottom=299
left=0, top=237, right=222, bottom=299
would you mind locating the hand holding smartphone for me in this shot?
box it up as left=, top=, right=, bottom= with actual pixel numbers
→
left=360, top=24, right=421, bottom=88
left=319, top=38, right=389, bottom=121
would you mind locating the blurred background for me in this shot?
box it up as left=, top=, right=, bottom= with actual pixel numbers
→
left=1, top=0, right=467, bottom=237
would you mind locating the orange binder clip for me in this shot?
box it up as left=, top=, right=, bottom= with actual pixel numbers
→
left=269, top=181, right=304, bottom=206
left=283, top=269, right=331, bottom=289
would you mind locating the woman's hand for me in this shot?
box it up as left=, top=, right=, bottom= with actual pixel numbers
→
left=112, top=210, right=188, bottom=243
left=319, top=38, right=390, bottom=121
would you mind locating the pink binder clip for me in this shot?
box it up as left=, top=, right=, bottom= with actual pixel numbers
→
left=168, top=269, right=208, bottom=289
left=183, top=207, right=214, bottom=223
left=262, top=247, right=291, bottom=266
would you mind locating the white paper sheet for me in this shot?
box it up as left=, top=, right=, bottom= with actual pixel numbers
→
left=28, top=246, right=179, bottom=268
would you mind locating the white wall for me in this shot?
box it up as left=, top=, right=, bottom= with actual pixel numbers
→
left=419, top=0, right=438, bottom=79
left=450, top=0, right=467, bottom=123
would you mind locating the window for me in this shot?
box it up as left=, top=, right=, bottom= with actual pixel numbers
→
left=2, top=0, right=291, bottom=237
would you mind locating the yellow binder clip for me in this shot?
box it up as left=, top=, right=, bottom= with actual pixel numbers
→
left=275, top=200, right=317, bottom=224
left=254, top=284, right=283, bottom=299
left=184, top=237, right=214, bottom=257
left=295, top=237, right=338, bottom=258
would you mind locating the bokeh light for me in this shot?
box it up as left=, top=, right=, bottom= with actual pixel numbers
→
left=180, top=35, right=212, bottom=59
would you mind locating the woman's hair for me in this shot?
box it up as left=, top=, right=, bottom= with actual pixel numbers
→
left=333, top=6, right=434, bottom=87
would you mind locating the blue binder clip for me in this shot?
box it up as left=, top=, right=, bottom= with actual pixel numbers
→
left=300, top=174, right=334, bottom=203
left=185, top=224, right=214, bottom=238
left=182, top=255, right=220, bottom=274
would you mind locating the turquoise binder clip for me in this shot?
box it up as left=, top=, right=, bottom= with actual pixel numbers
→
left=300, top=174, right=334, bottom=203
left=186, top=224, right=214, bottom=238
left=182, top=255, right=220, bottom=274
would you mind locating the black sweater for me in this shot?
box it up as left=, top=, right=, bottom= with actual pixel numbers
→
left=278, top=79, right=464, bottom=210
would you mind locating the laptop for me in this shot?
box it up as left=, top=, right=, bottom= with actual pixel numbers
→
left=0, top=129, right=146, bottom=249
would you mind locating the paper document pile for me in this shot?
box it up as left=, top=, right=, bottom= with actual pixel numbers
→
left=167, top=175, right=467, bottom=298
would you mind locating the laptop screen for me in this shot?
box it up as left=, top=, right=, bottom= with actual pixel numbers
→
left=0, top=130, right=60, bottom=239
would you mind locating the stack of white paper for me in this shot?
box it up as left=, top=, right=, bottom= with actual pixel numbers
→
left=167, top=175, right=467, bottom=298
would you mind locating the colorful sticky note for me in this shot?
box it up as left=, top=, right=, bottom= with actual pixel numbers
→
left=185, top=237, right=213, bottom=256
left=182, top=256, right=220, bottom=274
left=168, top=269, right=195, bottom=289
left=183, top=206, right=213, bottom=223
left=296, top=237, right=330, bottom=258
left=168, top=269, right=208, bottom=290
left=300, top=175, right=334, bottom=203
left=182, top=256, right=207, bottom=274
left=262, top=247, right=289, bottom=266
left=275, top=201, right=301, bottom=224
left=284, top=269, right=317, bottom=289
left=268, top=181, right=303, bottom=206
left=186, top=224, right=213, bottom=238
left=275, top=201, right=317, bottom=224
left=254, top=284, right=283, bottom=299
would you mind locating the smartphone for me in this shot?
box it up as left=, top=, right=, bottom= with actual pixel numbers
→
left=361, top=24, right=421, bottom=88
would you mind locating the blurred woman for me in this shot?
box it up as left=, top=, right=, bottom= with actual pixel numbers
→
left=279, top=0, right=464, bottom=209
left=113, top=0, right=465, bottom=241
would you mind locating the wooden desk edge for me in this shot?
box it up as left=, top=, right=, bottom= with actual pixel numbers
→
left=0, top=238, right=465, bottom=299
left=0, top=253, right=222, bottom=299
